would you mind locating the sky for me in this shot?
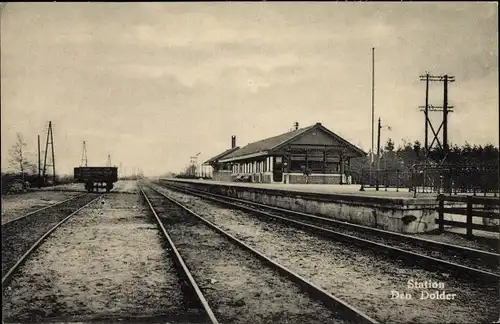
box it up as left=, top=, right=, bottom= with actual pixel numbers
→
left=1, top=2, right=498, bottom=176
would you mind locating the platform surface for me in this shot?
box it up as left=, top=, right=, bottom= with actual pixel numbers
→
left=165, top=178, right=437, bottom=199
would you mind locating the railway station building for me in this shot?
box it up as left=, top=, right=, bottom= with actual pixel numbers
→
left=203, top=135, right=240, bottom=182
left=206, top=123, right=366, bottom=184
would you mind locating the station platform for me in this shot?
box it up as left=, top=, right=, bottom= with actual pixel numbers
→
left=166, top=178, right=436, bottom=200
left=162, top=178, right=438, bottom=234
left=162, top=178, right=498, bottom=242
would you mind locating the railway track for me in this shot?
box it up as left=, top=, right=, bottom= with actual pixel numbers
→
left=141, top=185, right=377, bottom=324
left=3, top=191, right=215, bottom=323
left=157, top=182, right=499, bottom=285
left=1, top=193, right=102, bottom=281
left=140, top=187, right=218, bottom=324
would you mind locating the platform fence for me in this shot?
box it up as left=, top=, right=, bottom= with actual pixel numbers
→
left=436, top=194, right=500, bottom=239
left=354, top=164, right=499, bottom=197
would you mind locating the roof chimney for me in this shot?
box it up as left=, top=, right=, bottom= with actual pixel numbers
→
left=294, top=122, right=299, bottom=130
left=231, top=135, right=236, bottom=148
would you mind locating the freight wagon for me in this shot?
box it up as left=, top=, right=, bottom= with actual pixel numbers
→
left=74, top=167, right=118, bottom=192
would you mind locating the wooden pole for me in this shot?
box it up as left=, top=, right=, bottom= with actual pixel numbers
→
left=376, top=118, right=381, bottom=191
left=37, top=135, right=41, bottom=180
left=371, top=47, right=375, bottom=165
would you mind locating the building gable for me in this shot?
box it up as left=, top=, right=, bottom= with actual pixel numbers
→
left=289, top=127, right=339, bottom=146
left=271, top=123, right=366, bottom=158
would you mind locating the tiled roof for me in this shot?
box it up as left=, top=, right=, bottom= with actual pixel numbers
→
left=221, top=125, right=316, bottom=160
left=204, top=146, right=240, bottom=164
left=219, top=123, right=367, bottom=162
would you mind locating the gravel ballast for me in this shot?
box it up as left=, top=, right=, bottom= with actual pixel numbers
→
left=221, top=198, right=498, bottom=272
left=1, top=191, right=82, bottom=224
left=1, top=194, right=101, bottom=277
left=144, top=187, right=353, bottom=324
left=2, top=193, right=203, bottom=323
left=157, top=185, right=499, bottom=324
left=414, top=232, right=498, bottom=253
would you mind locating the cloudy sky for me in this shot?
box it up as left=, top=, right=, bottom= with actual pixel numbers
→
left=1, top=2, right=498, bottom=176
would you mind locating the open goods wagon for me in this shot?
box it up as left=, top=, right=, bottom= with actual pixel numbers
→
left=74, top=167, right=118, bottom=192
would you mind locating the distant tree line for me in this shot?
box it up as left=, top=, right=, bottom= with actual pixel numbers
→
left=350, top=138, right=499, bottom=176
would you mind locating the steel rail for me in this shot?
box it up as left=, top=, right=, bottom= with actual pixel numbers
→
left=139, top=187, right=219, bottom=324
left=165, top=182, right=499, bottom=268
left=147, top=185, right=378, bottom=324
left=158, top=182, right=499, bottom=284
left=2, top=195, right=103, bottom=287
left=1, top=193, right=88, bottom=226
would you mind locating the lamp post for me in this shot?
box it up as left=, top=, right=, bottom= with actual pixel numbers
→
left=376, top=117, right=391, bottom=191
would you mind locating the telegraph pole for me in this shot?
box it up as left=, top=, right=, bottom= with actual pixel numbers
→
left=424, top=73, right=429, bottom=155
left=42, top=121, right=56, bottom=186
left=371, top=47, right=375, bottom=165
left=375, top=117, right=392, bottom=191
left=418, top=74, right=455, bottom=165
left=376, top=118, right=381, bottom=191
left=106, top=154, right=112, bottom=167
left=80, top=141, right=88, bottom=167
left=443, top=75, right=449, bottom=157
left=377, top=118, right=381, bottom=171
left=37, top=135, right=41, bottom=178
left=37, top=135, right=42, bottom=187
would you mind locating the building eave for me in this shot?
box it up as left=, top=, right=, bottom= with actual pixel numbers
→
left=218, top=151, right=269, bottom=163
left=203, top=146, right=241, bottom=164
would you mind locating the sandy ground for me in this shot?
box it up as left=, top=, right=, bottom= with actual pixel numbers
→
left=1, top=191, right=82, bottom=224
left=2, top=193, right=203, bottom=323
left=112, top=180, right=139, bottom=193
left=156, top=186, right=499, bottom=324
left=413, top=231, right=498, bottom=253
left=143, top=186, right=351, bottom=324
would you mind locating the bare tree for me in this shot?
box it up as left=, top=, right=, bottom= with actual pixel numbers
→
left=8, top=133, right=34, bottom=183
left=25, top=152, right=38, bottom=175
